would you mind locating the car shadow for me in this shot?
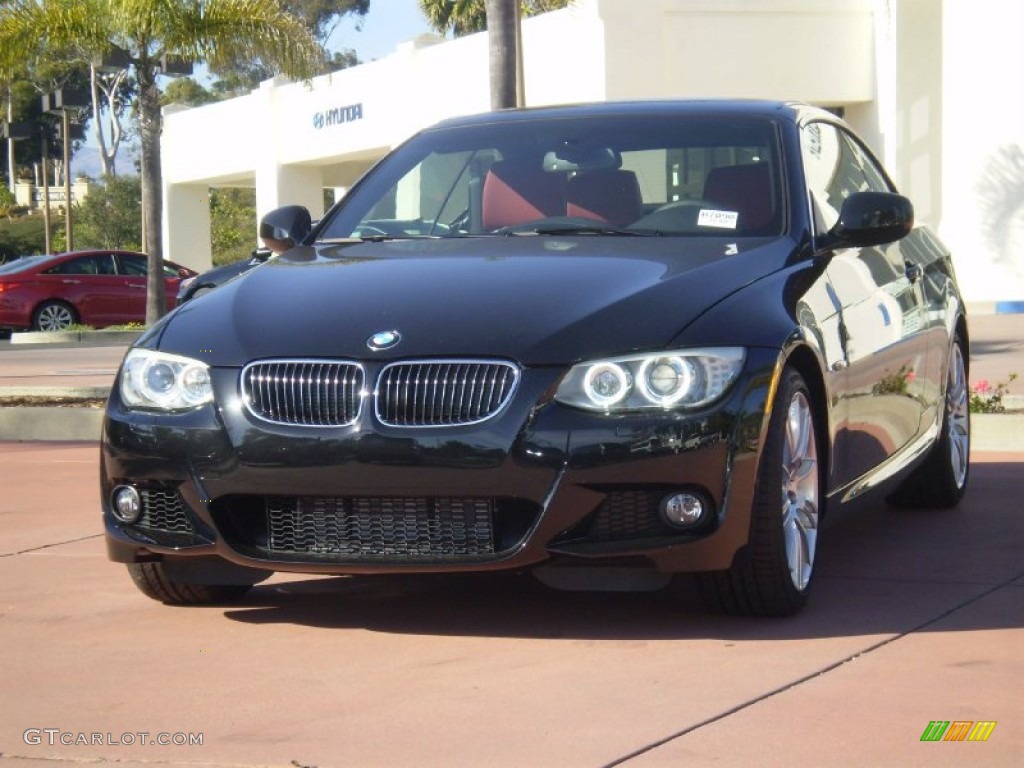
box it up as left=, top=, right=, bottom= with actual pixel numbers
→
left=222, top=461, right=1024, bottom=641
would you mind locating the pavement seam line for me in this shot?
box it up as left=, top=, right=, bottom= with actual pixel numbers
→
left=1, top=534, right=103, bottom=558
left=601, top=569, right=1024, bottom=767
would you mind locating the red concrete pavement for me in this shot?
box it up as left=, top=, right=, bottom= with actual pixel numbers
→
left=0, top=442, right=1021, bottom=767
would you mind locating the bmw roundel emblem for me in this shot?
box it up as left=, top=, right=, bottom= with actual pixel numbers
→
left=367, top=330, right=401, bottom=351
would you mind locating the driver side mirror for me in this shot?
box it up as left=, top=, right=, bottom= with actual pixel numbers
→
left=259, top=205, right=313, bottom=249
left=824, top=191, right=914, bottom=249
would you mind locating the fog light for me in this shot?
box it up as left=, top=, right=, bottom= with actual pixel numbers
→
left=660, top=492, right=707, bottom=528
left=112, top=486, right=142, bottom=523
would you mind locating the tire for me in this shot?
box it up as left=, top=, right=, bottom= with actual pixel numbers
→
left=127, top=562, right=255, bottom=605
left=888, top=335, right=970, bottom=508
left=32, top=300, right=77, bottom=331
left=699, top=368, right=822, bottom=616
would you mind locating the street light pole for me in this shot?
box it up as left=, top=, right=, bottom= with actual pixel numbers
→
left=41, top=128, right=51, bottom=254
left=43, top=88, right=89, bottom=252
left=62, top=108, right=73, bottom=249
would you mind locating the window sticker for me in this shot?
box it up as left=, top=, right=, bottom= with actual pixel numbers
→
left=698, top=209, right=739, bottom=229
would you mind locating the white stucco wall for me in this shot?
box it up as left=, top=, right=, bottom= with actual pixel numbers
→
left=939, top=0, right=1024, bottom=307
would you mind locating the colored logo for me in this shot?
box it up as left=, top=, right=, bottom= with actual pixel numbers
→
left=367, top=330, right=401, bottom=351
left=920, top=721, right=997, bottom=742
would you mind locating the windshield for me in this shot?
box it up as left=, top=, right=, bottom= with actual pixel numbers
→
left=317, top=113, right=784, bottom=240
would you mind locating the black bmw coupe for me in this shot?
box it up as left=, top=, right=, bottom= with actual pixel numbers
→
left=101, top=101, right=970, bottom=616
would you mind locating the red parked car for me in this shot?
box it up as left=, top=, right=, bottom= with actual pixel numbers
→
left=0, top=250, right=197, bottom=331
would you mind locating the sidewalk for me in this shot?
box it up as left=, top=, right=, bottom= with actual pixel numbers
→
left=0, top=313, right=1022, bottom=443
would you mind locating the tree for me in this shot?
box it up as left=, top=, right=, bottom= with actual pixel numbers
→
left=0, top=0, right=323, bottom=324
left=210, top=187, right=257, bottom=266
left=160, top=78, right=219, bottom=108
left=2, top=57, right=91, bottom=189
left=208, top=1, right=368, bottom=92
left=419, top=0, right=568, bottom=37
left=74, top=174, right=142, bottom=250
left=89, top=58, right=136, bottom=178
left=485, top=0, right=516, bottom=109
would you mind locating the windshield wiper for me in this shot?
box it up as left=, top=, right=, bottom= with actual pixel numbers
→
left=499, top=225, right=662, bottom=237
left=317, top=234, right=442, bottom=244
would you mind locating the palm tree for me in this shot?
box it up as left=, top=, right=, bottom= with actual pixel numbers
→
left=0, top=0, right=322, bottom=323
left=420, top=0, right=570, bottom=109
left=419, top=0, right=569, bottom=37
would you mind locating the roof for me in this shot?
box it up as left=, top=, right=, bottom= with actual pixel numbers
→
left=428, top=99, right=819, bottom=131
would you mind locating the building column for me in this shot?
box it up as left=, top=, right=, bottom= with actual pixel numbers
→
left=163, top=183, right=212, bottom=272
left=254, top=77, right=325, bottom=241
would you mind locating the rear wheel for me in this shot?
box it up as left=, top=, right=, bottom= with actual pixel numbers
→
left=32, top=300, right=76, bottom=331
left=128, top=562, right=258, bottom=605
left=699, top=368, right=821, bottom=616
left=888, top=335, right=970, bottom=508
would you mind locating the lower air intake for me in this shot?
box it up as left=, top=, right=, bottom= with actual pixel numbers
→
left=266, top=496, right=496, bottom=559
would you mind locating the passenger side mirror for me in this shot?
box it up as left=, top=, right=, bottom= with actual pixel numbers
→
left=259, top=205, right=313, bottom=250
left=825, top=192, right=913, bottom=248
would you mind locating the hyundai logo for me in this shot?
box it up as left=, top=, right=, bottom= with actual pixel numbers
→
left=367, top=330, right=401, bottom=351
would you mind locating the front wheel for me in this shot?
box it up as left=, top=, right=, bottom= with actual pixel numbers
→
left=127, top=562, right=262, bottom=605
left=699, top=368, right=822, bottom=616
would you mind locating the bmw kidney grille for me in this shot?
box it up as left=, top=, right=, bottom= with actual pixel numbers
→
left=241, top=359, right=519, bottom=427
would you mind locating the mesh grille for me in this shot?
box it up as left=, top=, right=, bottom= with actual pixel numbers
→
left=242, top=360, right=365, bottom=426
left=266, top=496, right=496, bottom=558
left=589, top=491, right=676, bottom=540
left=138, top=488, right=194, bottom=534
left=376, top=360, right=518, bottom=427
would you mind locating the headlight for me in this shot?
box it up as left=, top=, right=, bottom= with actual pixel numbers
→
left=555, top=348, right=745, bottom=412
left=120, top=349, right=214, bottom=411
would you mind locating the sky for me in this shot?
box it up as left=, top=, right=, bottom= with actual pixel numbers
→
left=330, top=0, right=438, bottom=62
left=73, top=0, right=437, bottom=177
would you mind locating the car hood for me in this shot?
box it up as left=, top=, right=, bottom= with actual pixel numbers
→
left=154, top=236, right=794, bottom=366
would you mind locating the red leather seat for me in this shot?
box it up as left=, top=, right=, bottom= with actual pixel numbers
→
left=481, top=161, right=565, bottom=230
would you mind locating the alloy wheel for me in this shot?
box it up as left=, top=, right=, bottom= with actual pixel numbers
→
left=782, top=391, right=819, bottom=591
left=36, top=304, right=74, bottom=331
left=946, top=343, right=970, bottom=489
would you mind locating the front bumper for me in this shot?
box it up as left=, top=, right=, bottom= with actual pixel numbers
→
left=102, top=349, right=778, bottom=576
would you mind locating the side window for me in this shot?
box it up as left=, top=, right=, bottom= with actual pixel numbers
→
left=801, top=122, right=892, bottom=231
left=45, top=255, right=114, bottom=276
left=118, top=255, right=147, bottom=277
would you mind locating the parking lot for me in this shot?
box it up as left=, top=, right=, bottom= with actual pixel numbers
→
left=1, top=439, right=1021, bottom=767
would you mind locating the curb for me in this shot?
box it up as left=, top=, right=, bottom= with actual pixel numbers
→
left=970, top=413, right=1024, bottom=452
left=0, top=406, right=105, bottom=441
left=7, top=330, right=143, bottom=346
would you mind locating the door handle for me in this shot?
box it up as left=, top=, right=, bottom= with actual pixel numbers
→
left=904, top=262, right=923, bottom=283
left=61, top=279, right=81, bottom=285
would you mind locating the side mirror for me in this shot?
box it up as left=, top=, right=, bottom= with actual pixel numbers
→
left=259, top=205, right=313, bottom=249
left=825, top=192, right=914, bottom=248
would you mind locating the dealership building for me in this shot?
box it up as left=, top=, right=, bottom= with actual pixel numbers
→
left=161, top=0, right=1024, bottom=309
